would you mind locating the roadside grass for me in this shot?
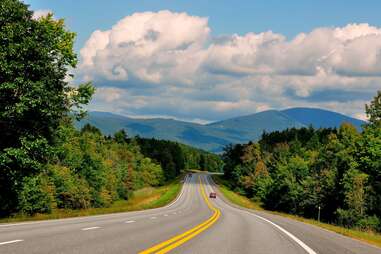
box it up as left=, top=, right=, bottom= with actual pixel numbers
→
left=218, top=183, right=264, bottom=211
left=0, top=180, right=181, bottom=224
left=213, top=175, right=381, bottom=249
left=187, top=169, right=204, bottom=173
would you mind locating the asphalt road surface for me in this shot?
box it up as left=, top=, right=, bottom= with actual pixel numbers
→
left=1, top=173, right=380, bottom=254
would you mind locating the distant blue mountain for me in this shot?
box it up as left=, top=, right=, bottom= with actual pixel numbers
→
left=282, top=107, right=365, bottom=131
left=77, top=108, right=366, bottom=152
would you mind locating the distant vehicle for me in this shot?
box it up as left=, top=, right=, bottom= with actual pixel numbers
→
left=209, top=192, right=217, bottom=198
left=188, top=173, right=192, bottom=177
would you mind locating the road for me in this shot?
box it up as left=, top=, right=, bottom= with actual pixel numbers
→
left=1, top=173, right=380, bottom=254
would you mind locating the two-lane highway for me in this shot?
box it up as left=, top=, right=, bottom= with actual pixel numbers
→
left=1, top=173, right=381, bottom=253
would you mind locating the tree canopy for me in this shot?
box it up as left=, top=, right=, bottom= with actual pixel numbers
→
left=222, top=91, right=381, bottom=232
left=0, top=0, right=91, bottom=215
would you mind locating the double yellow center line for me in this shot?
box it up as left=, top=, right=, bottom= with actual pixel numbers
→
left=139, top=175, right=221, bottom=254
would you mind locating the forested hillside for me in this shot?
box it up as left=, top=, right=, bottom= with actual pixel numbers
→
left=135, top=137, right=222, bottom=178
left=222, top=90, right=381, bottom=232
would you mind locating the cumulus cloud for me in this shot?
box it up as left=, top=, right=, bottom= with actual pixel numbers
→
left=78, top=11, right=381, bottom=122
left=79, top=10, right=209, bottom=84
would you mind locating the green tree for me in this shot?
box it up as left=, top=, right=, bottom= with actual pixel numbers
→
left=81, top=124, right=102, bottom=136
left=48, top=164, right=91, bottom=209
left=358, top=92, right=381, bottom=219
left=199, top=154, right=206, bottom=170
left=18, top=175, right=55, bottom=215
left=0, top=1, right=94, bottom=215
left=342, top=169, right=369, bottom=216
left=114, top=129, right=128, bottom=143
left=337, top=169, right=370, bottom=228
left=358, top=123, right=381, bottom=219
left=366, top=90, right=381, bottom=127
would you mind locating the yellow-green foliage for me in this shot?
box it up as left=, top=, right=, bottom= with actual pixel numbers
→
left=1, top=181, right=181, bottom=223
left=48, top=164, right=91, bottom=209
left=16, top=124, right=166, bottom=214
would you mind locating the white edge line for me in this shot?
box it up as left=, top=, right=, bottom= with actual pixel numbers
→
left=205, top=175, right=317, bottom=254
left=125, top=220, right=135, bottom=223
left=0, top=239, right=24, bottom=245
left=251, top=214, right=317, bottom=254
left=165, top=174, right=188, bottom=208
left=81, top=226, right=100, bottom=231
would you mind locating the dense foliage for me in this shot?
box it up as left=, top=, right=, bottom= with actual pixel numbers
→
left=2, top=122, right=168, bottom=216
left=12, top=123, right=223, bottom=216
left=0, top=0, right=93, bottom=216
left=136, top=137, right=222, bottom=179
left=222, top=91, right=381, bottom=232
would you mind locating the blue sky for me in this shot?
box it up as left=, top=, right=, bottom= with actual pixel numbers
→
left=26, top=0, right=381, bottom=51
left=26, top=0, right=381, bottom=122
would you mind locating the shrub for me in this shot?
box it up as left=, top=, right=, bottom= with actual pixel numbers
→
left=137, top=158, right=165, bottom=187
left=18, top=175, right=54, bottom=215
left=336, top=209, right=360, bottom=228
left=48, top=164, right=91, bottom=209
left=357, top=216, right=380, bottom=232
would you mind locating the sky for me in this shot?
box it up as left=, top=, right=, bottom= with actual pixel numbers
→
left=26, top=0, right=381, bottom=123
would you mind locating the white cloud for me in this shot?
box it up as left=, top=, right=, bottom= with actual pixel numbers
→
left=94, top=87, right=125, bottom=103
left=78, top=11, right=381, bottom=122
left=79, top=10, right=209, bottom=84
left=32, top=9, right=52, bottom=20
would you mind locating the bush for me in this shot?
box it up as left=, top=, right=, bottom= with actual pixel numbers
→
left=115, top=164, right=132, bottom=200
left=136, top=158, right=165, bottom=187
left=252, top=175, right=273, bottom=201
left=357, top=216, right=380, bottom=232
left=48, top=165, right=91, bottom=209
left=18, top=175, right=54, bottom=215
left=336, top=208, right=360, bottom=228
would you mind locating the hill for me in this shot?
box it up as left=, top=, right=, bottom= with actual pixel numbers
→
left=282, top=107, right=364, bottom=131
left=77, top=108, right=365, bottom=152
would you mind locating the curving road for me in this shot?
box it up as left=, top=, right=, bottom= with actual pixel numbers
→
left=0, top=173, right=380, bottom=254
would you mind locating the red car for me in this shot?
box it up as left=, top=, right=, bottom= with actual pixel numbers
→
left=209, top=192, right=217, bottom=198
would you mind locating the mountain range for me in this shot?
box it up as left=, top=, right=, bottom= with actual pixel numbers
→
left=77, top=108, right=365, bottom=152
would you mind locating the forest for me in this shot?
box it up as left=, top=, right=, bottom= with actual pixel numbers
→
left=222, top=90, right=381, bottom=232
left=135, top=136, right=222, bottom=178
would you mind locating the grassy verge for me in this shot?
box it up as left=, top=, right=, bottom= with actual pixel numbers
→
left=213, top=176, right=381, bottom=248
left=0, top=180, right=181, bottom=224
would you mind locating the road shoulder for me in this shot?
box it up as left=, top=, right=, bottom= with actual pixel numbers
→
left=210, top=175, right=381, bottom=253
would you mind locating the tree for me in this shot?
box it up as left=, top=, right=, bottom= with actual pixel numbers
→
left=81, top=124, right=102, bottom=136
left=114, top=129, right=128, bottom=143
left=222, top=144, right=244, bottom=180
left=199, top=154, right=206, bottom=170
left=358, top=91, right=381, bottom=218
left=366, top=90, right=381, bottom=127
left=342, top=169, right=368, bottom=216
left=0, top=1, right=94, bottom=215
left=18, top=175, right=55, bottom=215
left=336, top=169, right=370, bottom=228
